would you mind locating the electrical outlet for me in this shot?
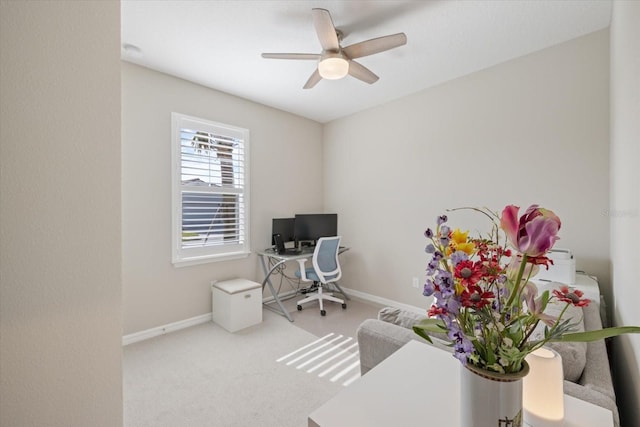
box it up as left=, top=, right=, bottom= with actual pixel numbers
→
left=412, top=277, right=420, bottom=288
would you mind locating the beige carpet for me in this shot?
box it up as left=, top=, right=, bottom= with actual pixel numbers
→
left=274, top=293, right=384, bottom=339
left=124, top=310, right=346, bottom=427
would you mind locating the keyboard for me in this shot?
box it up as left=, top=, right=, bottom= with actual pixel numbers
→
left=276, top=248, right=302, bottom=255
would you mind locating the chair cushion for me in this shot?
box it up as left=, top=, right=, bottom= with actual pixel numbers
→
left=295, top=267, right=320, bottom=282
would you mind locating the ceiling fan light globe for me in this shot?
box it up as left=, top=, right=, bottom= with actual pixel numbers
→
left=318, top=57, right=349, bottom=80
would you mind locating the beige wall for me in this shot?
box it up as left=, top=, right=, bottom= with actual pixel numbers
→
left=121, top=63, right=323, bottom=334
left=0, top=1, right=122, bottom=426
left=324, top=30, right=610, bottom=311
left=610, top=1, right=640, bottom=426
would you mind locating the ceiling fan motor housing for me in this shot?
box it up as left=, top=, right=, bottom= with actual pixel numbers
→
left=318, top=51, right=349, bottom=79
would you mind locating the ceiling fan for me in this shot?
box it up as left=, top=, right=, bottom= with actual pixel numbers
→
left=261, top=8, right=407, bottom=89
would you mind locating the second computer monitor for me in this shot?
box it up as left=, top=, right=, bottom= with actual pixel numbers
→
left=294, top=213, right=338, bottom=244
left=272, top=217, right=296, bottom=245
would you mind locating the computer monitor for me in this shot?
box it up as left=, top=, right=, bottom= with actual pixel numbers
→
left=294, top=213, right=338, bottom=244
left=271, top=217, right=296, bottom=245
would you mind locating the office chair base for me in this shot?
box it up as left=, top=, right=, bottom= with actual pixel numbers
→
left=296, top=291, right=346, bottom=316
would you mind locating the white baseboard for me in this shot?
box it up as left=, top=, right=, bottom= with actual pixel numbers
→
left=340, top=286, right=425, bottom=315
left=263, top=286, right=425, bottom=315
left=122, top=313, right=212, bottom=346
left=123, top=288, right=424, bottom=346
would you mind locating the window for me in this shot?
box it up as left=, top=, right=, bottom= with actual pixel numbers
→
left=171, top=113, right=250, bottom=265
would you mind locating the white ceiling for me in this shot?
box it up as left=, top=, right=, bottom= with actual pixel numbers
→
left=121, top=0, right=612, bottom=123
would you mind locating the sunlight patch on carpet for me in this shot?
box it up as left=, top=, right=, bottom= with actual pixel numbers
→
left=276, top=332, right=361, bottom=387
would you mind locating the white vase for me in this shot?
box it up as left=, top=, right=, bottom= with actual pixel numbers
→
left=460, top=362, right=529, bottom=427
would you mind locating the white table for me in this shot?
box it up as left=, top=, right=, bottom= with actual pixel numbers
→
left=308, top=340, right=614, bottom=427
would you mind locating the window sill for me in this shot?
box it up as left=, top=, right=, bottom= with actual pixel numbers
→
left=172, top=251, right=250, bottom=268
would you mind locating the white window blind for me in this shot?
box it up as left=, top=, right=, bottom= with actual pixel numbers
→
left=171, top=113, right=250, bottom=265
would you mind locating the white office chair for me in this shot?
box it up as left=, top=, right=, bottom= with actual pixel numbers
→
left=295, top=236, right=347, bottom=316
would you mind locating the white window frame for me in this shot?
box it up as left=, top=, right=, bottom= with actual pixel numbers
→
left=171, top=113, right=250, bottom=266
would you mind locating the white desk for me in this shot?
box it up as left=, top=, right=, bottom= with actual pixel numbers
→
left=308, top=340, right=614, bottom=427
left=257, top=247, right=349, bottom=322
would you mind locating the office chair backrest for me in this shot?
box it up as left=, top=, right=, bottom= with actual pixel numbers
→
left=312, top=236, right=342, bottom=284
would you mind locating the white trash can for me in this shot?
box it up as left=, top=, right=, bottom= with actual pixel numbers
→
left=211, top=279, right=262, bottom=332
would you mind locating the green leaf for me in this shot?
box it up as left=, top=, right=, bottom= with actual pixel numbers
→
left=548, top=326, right=640, bottom=343
left=540, top=290, right=550, bottom=309
left=413, top=327, right=434, bottom=343
left=413, top=319, right=446, bottom=344
left=413, top=318, right=445, bottom=329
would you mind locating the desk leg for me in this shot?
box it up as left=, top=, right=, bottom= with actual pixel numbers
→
left=331, top=282, right=350, bottom=301
left=259, top=255, right=294, bottom=322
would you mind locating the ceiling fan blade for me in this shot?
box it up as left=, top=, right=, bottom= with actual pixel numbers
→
left=343, top=33, right=407, bottom=59
left=348, top=60, right=379, bottom=85
left=262, top=53, right=321, bottom=60
left=303, top=69, right=322, bottom=89
left=312, top=8, right=340, bottom=51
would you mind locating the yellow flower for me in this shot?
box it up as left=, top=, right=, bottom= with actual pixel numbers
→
left=456, top=242, right=476, bottom=255
left=450, top=228, right=475, bottom=255
left=451, top=228, right=469, bottom=244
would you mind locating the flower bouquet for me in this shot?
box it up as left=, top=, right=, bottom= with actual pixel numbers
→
left=413, top=204, right=640, bottom=375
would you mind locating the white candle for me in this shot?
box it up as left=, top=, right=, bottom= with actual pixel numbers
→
left=523, top=347, right=565, bottom=426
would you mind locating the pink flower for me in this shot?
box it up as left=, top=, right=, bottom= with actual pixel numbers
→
left=460, top=284, right=494, bottom=309
left=553, top=285, right=591, bottom=307
left=500, top=205, right=561, bottom=257
left=522, top=282, right=557, bottom=327
left=454, top=260, right=483, bottom=288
